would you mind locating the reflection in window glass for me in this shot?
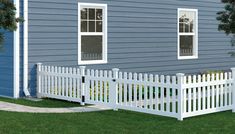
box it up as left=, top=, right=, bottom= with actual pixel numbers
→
left=81, top=36, right=103, bottom=61
left=179, top=11, right=195, bottom=33
left=96, top=21, right=102, bottom=32
left=81, top=21, right=87, bottom=32
left=89, top=21, right=95, bottom=32
left=180, top=36, right=193, bottom=56
left=96, top=9, right=103, bottom=20
left=89, top=9, right=95, bottom=20
left=81, top=8, right=87, bottom=20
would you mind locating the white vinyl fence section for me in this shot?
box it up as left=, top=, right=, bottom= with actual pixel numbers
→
left=37, top=63, right=235, bottom=120
left=181, top=73, right=233, bottom=119
left=37, top=64, right=84, bottom=103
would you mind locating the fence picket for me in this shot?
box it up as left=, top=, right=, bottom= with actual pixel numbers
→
left=166, top=76, right=170, bottom=112
left=51, top=66, right=55, bottom=95
left=139, top=73, right=143, bottom=108
left=72, top=68, right=76, bottom=98
left=48, top=66, right=51, bottom=95
left=188, top=75, right=192, bottom=113
left=61, top=67, right=65, bottom=96
left=66, top=67, right=69, bottom=97
left=216, top=73, right=219, bottom=108
left=160, top=75, right=164, bottom=111
left=91, top=70, right=95, bottom=101
left=193, top=75, right=197, bottom=112
left=58, top=67, right=62, bottom=96
left=99, top=70, right=103, bottom=102
left=56, top=67, right=61, bottom=95
left=155, top=75, right=159, bottom=111
left=124, top=72, right=128, bottom=106
left=134, top=73, right=138, bottom=107
left=95, top=70, right=99, bottom=101
left=149, top=74, right=154, bottom=110
left=69, top=68, right=72, bottom=97
left=172, top=76, right=176, bottom=113
left=207, top=74, right=211, bottom=109
left=224, top=73, right=228, bottom=106
left=104, top=71, right=108, bottom=103
left=211, top=73, right=215, bottom=109
left=144, top=74, right=148, bottom=109
left=128, top=73, right=133, bottom=106
left=42, top=65, right=46, bottom=94
left=221, top=73, right=224, bottom=107
left=198, top=75, right=201, bottom=111
left=202, top=74, right=206, bottom=111
left=229, top=72, right=232, bottom=105
left=183, top=75, right=187, bottom=113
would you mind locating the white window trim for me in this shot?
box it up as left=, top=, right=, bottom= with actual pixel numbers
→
left=78, top=3, right=108, bottom=65
left=177, top=8, right=198, bottom=60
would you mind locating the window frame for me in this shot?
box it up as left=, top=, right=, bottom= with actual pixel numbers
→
left=177, top=8, right=198, bottom=60
left=78, top=3, right=108, bottom=65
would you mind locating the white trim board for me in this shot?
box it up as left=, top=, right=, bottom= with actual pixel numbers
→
left=13, top=0, right=20, bottom=98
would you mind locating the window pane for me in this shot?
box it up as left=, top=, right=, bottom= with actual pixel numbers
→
left=96, top=21, right=102, bottom=32
left=89, top=9, right=95, bottom=20
left=81, top=21, right=87, bottom=32
left=81, top=36, right=103, bottom=61
left=180, top=36, right=193, bottom=56
left=96, top=9, right=103, bottom=20
left=81, top=8, right=87, bottom=20
left=179, top=11, right=195, bottom=33
left=89, top=21, right=95, bottom=32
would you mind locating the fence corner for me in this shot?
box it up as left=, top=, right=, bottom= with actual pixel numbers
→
left=176, top=73, right=185, bottom=121
left=231, top=68, right=235, bottom=112
left=36, top=63, right=42, bottom=98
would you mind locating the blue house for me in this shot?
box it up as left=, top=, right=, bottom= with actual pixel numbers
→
left=1, top=0, right=235, bottom=98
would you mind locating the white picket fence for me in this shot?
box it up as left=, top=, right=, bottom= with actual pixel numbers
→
left=36, top=63, right=235, bottom=120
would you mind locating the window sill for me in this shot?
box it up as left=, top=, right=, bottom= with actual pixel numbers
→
left=178, top=56, right=198, bottom=60
left=78, top=60, right=107, bottom=65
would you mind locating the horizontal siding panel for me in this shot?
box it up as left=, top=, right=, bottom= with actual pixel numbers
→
left=28, top=32, right=227, bottom=39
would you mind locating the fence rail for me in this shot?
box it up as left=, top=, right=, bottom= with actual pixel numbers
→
left=37, top=63, right=235, bottom=120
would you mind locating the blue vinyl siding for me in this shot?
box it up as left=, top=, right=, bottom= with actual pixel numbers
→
left=0, top=31, right=14, bottom=97
left=26, top=0, right=235, bottom=96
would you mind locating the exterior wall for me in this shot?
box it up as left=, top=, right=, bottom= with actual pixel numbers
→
left=27, top=0, right=235, bottom=96
left=0, top=31, right=14, bottom=97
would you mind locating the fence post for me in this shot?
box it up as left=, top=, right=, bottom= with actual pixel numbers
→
left=110, top=68, right=119, bottom=110
left=37, top=63, right=42, bottom=98
left=231, top=68, right=235, bottom=112
left=176, top=73, right=185, bottom=121
left=80, top=66, right=86, bottom=106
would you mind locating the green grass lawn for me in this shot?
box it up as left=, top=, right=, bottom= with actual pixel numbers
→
left=0, top=110, right=234, bottom=134
left=0, top=97, right=234, bottom=133
left=0, top=97, right=82, bottom=108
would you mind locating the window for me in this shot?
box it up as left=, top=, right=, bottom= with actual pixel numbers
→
left=78, top=3, right=107, bottom=64
left=178, top=8, right=198, bottom=60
